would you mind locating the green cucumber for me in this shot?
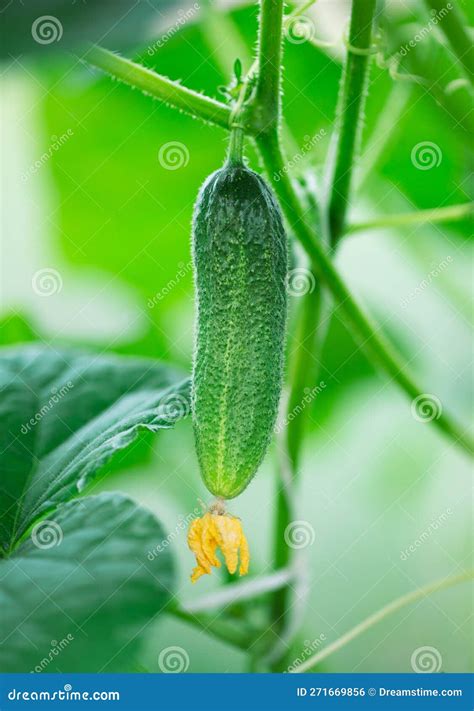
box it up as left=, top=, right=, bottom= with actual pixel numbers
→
left=192, top=159, right=288, bottom=499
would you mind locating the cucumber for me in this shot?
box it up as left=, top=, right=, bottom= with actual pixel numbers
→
left=192, top=160, right=287, bottom=499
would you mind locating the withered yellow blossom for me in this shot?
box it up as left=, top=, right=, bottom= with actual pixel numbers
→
left=187, top=509, right=249, bottom=583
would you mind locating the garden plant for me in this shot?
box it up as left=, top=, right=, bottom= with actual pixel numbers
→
left=0, top=0, right=472, bottom=675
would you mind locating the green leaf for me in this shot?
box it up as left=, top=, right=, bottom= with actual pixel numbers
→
left=0, top=345, right=190, bottom=552
left=0, top=493, right=174, bottom=672
left=234, top=58, right=242, bottom=83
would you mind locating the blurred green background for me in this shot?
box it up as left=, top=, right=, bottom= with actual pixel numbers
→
left=1, top=0, right=472, bottom=673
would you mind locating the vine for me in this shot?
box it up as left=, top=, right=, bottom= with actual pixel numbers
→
left=85, top=22, right=472, bottom=458
left=84, top=0, right=473, bottom=671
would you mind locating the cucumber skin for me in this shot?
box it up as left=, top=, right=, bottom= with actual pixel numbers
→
left=192, top=162, right=288, bottom=499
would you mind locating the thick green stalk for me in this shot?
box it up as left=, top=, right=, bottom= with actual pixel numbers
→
left=272, top=283, right=324, bottom=569
left=257, top=130, right=474, bottom=456
left=424, top=0, right=473, bottom=85
left=327, top=0, right=377, bottom=245
left=286, top=285, right=328, bottom=469
left=270, top=282, right=326, bottom=656
left=85, top=45, right=232, bottom=130
left=250, top=0, right=285, bottom=134
left=348, top=203, right=474, bottom=233
left=247, top=0, right=304, bottom=651
left=227, top=126, right=244, bottom=164
left=292, top=569, right=474, bottom=672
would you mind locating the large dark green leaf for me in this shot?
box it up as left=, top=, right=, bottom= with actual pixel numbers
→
left=0, top=493, right=174, bottom=672
left=0, top=345, right=190, bottom=551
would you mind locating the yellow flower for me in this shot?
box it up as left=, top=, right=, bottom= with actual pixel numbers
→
left=187, top=510, right=249, bottom=583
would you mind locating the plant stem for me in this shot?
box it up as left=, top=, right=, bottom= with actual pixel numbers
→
left=271, top=283, right=324, bottom=604
left=226, top=51, right=259, bottom=165
left=84, top=45, right=232, bottom=130
left=326, top=0, right=378, bottom=246
left=292, top=569, right=474, bottom=672
left=252, top=0, right=305, bottom=656
left=423, top=0, right=474, bottom=86
left=182, top=568, right=294, bottom=613
left=270, top=282, right=327, bottom=661
left=347, top=203, right=474, bottom=233
left=286, top=284, right=328, bottom=469
left=227, top=127, right=244, bottom=164
left=256, top=130, right=474, bottom=456
left=168, top=607, right=251, bottom=650
left=251, top=0, right=285, bottom=134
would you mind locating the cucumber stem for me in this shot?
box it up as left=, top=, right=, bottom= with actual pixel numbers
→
left=209, top=497, right=226, bottom=515
left=227, top=125, right=244, bottom=165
